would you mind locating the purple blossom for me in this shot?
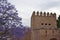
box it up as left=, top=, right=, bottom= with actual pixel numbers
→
left=0, top=0, right=29, bottom=40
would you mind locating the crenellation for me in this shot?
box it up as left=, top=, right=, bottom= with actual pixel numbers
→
left=50, top=12, right=53, bottom=16
left=40, top=11, right=42, bottom=16
left=32, top=11, right=56, bottom=17
left=33, top=11, right=35, bottom=15
left=47, top=12, right=49, bottom=16
left=44, top=12, right=46, bottom=16
left=32, top=11, right=35, bottom=17
left=33, top=11, right=56, bottom=17
left=53, top=13, right=56, bottom=17
left=37, top=11, right=39, bottom=16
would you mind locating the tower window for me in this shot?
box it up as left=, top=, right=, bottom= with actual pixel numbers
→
left=41, top=23, right=43, bottom=25
left=49, top=24, right=51, bottom=25
left=45, top=23, right=47, bottom=25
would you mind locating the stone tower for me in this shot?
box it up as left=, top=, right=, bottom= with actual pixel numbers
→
left=31, top=11, right=60, bottom=40
left=31, top=11, right=57, bottom=29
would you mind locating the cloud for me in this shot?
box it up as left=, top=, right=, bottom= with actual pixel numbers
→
left=39, top=1, right=60, bottom=10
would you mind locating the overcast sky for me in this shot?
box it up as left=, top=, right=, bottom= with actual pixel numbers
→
left=8, top=0, right=60, bottom=27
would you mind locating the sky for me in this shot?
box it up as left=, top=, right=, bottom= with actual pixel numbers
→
left=8, top=0, right=60, bottom=27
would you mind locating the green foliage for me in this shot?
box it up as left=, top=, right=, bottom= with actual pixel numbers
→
left=57, top=15, right=60, bottom=28
left=58, top=15, right=60, bottom=20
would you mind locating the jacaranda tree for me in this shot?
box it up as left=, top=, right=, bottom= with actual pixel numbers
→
left=0, top=0, right=29, bottom=40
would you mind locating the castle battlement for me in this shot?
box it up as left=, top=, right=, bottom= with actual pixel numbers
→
left=32, top=11, right=56, bottom=17
left=31, top=11, right=57, bottom=29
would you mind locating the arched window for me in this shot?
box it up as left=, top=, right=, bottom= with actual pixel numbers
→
left=50, top=38, right=57, bottom=40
